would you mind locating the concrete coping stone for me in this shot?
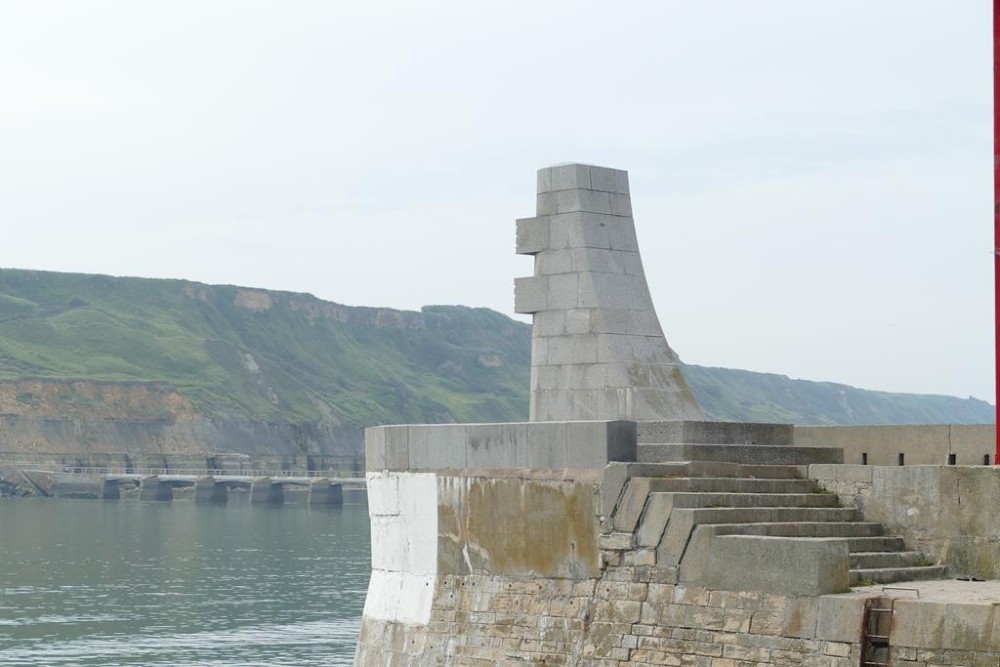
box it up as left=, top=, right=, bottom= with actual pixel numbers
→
left=638, top=420, right=794, bottom=446
left=365, top=420, right=637, bottom=472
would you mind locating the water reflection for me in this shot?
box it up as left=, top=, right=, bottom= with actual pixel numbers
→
left=0, top=496, right=371, bottom=666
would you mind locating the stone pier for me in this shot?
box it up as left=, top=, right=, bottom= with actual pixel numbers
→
left=193, top=476, right=228, bottom=503
left=250, top=477, right=284, bottom=505
left=138, top=475, right=173, bottom=501
left=354, top=164, right=1000, bottom=665
left=307, top=481, right=343, bottom=505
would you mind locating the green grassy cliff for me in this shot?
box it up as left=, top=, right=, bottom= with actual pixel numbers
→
left=0, top=268, right=991, bottom=464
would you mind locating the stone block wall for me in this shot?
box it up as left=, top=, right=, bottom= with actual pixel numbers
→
left=796, top=424, right=995, bottom=466
left=357, top=464, right=1000, bottom=666
left=809, top=464, right=1000, bottom=580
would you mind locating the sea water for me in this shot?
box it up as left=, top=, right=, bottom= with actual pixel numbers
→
left=0, top=496, right=371, bottom=666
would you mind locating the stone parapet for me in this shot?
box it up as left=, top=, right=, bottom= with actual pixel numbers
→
left=809, top=464, right=1000, bottom=579
left=364, top=420, right=636, bottom=472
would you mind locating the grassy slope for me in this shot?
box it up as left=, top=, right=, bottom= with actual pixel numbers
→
left=0, top=270, right=530, bottom=427
left=0, top=268, right=991, bottom=427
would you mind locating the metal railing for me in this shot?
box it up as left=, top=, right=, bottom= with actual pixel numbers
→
left=8, top=463, right=367, bottom=481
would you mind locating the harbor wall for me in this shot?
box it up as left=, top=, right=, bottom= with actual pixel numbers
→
left=355, top=422, right=1000, bottom=665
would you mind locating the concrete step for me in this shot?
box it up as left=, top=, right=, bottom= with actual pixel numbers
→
left=608, top=461, right=806, bottom=480
left=638, top=443, right=843, bottom=466
left=850, top=566, right=948, bottom=586
left=845, top=536, right=907, bottom=553
left=674, top=506, right=861, bottom=526
left=665, top=492, right=841, bottom=509
left=849, top=551, right=925, bottom=569
left=641, top=477, right=820, bottom=494
left=710, top=521, right=886, bottom=538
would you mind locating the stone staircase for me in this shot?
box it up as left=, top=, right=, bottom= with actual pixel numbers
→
left=600, top=427, right=948, bottom=591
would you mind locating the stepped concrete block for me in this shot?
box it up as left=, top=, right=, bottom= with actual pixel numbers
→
left=849, top=551, right=921, bottom=569
left=384, top=425, right=409, bottom=471
left=635, top=493, right=674, bottom=548
left=658, top=509, right=696, bottom=565
left=567, top=420, right=636, bottom=467
left=613, top=478, right=659, bottom=532
left=737, top=464, right=806, bottom=479
left=892, top=596, right=997, bottom=651
left=699, top=535, right=850, bottom=595
left=674, top=506, right=859, bottom=526
left=571, top=247, right=627, bottom=275
left=849, top=566, right=948, bottom=586
left=816, top=595, right=867, bottom=643
left=547, top=163, right=592, bottom=191
left=365, top=427, right=387, bottom=471
left=599, top=461, right=710, bottom=517
left=250, top=478, right=283, bottom=505
left=547, top=273, right=578, bottom=309
left=638, top=443, right=843, bottom=465
left=467, top=423, right=526, bottom=468
left=409, top=425, right=467, bottom=470
left=711, top=521, right=885, bottom=538
left=578, top=273, right=635, bottom=309
left=308, top=481, right=343, bottom=505
left=668, top=492, right=840, bottom=509
left=536, top=248, right=573, bottom=275
left=589, top=165, right=618, bottom=192
left=194, top=476, right=228, bottom=503
left=638, top=420, right=794, bottom=445
left=514, top=276, right=547, bottom=314
left=524, top=422, right=568, bottom=468
left=515, top=217, right=548, bottom=255
left=139, top=476, right=173, bottom=502
left=847, top=536, right=906, bottom=552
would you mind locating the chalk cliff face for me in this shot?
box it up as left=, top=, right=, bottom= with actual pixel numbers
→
left=0, top=380, right=360, bottom=470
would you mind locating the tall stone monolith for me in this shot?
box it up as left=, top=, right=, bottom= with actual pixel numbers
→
left=515, top=163, right=703, bottom=422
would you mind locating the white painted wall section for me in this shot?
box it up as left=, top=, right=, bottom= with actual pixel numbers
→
left=363, top=471, right=438, bottom=625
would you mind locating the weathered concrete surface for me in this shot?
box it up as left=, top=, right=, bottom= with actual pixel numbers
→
left=357, top=462, right=1000, bottom=665
left=516, top=163, right=703, bottom=423
left=796, top=424, right=995, bottom=466
left=51, top=472, right=119, bottom=499
left=810, top=464, right=1000, bottom=579
left=698, top=535, right=850, bottom=596
left=437, top=472, right=601, bottom=579
left=365, top=420, right=637, bottom=473
left=639, top=420, right=793, bottom=445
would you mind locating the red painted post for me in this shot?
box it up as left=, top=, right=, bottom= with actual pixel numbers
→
left=995, top=0, right=999, bottom=463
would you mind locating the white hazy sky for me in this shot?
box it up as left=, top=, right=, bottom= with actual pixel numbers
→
left=0, top=1, right=993, bottom=403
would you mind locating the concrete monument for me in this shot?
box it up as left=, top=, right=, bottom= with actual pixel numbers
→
left=515, top=163, right=704, bottom=422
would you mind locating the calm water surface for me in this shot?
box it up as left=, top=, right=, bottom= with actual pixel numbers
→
left=0, top=496, right=371, bottom=666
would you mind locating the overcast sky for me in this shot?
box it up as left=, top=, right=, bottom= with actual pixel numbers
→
left=0, top=1, right=993, bottom=403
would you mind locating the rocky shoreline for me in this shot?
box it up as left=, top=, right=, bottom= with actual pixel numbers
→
left=0, top=476, right=32, bottom=498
